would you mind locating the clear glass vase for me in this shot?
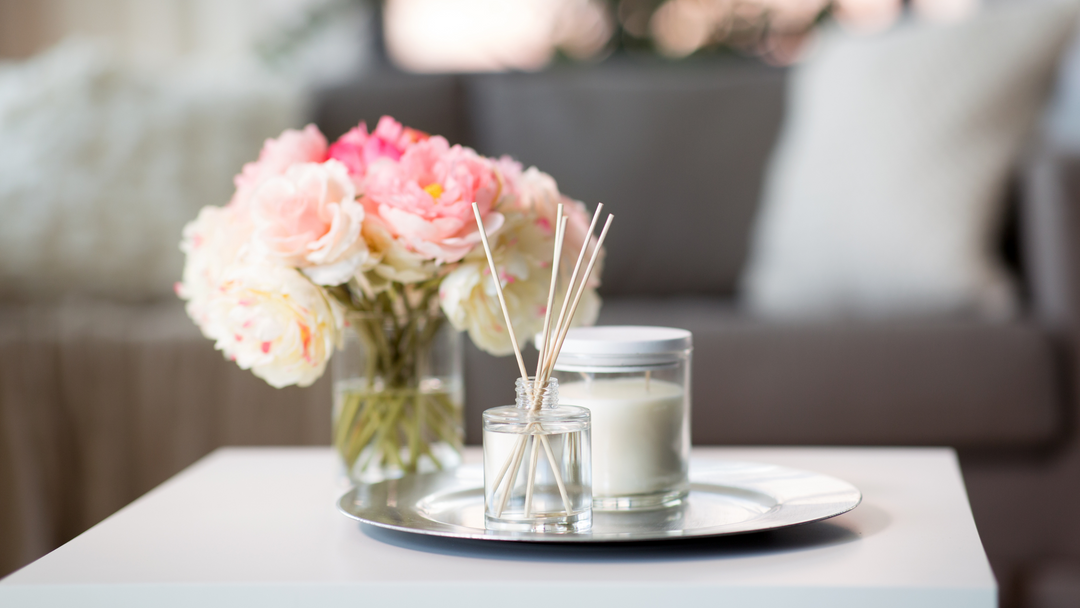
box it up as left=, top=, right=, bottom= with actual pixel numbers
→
left=332, top=309, right=463, bottom=485
left=482, top=378, right=591, bottom=533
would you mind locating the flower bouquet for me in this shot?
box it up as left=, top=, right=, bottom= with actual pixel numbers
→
left=177, top=116, right=604, bottom=483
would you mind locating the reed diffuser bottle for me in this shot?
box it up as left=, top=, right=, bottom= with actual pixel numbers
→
left=469, top=198, right=613, bottom=534
left=483, top=378, right=591, bottom=532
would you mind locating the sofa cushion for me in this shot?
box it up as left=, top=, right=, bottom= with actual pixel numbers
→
left=466, top=296, right=1063, bottom=448
left=599, top=297, right=1063, bottom=447
left=464, top=62, right=786, bottom=297
left=0, top=43, right=301, bottom=302
left=742, top=3, right=1079, bottom=320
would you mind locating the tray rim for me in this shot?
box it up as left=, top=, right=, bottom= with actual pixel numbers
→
left=338, top=459, right=863, bottom=543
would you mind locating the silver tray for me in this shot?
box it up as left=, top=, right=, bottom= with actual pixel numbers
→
left=338, top=460, right=862, bottom=543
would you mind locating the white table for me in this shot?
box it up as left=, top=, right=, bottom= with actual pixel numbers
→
left=0, top=447, right=996, bottom=607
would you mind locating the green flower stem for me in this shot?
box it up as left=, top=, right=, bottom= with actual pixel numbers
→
left=358, top=393, right=405, bottom=473
left=334, top=391, right=364, bottom=453
left=344, top=398, right=382, bottom=468
left=423, top=394, right=462, bottom=449
left=408, top=397, right=422, bottom=472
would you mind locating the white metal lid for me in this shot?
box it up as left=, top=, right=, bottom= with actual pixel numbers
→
left=537, top=326, right=692, bottom=369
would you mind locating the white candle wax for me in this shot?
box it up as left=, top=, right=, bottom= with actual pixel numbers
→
left=558, top=377, right=686, bottom=498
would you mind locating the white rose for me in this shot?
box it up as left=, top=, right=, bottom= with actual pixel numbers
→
left=515, top=167, right=561, bottom=218
left=177, top=204, right=253, bottom=336
left=439, top=211, right=600, bottom=356
left=355, top=214, right=437, bottom=295
left=513, top=168, right=603, bottom=288
left=204, top=263, right=342, bottom=388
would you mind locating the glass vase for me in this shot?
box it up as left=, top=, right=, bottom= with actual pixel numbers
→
left=332, top=309, right=463, bottom=485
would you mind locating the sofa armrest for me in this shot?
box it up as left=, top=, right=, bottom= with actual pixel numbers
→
left=1021, top=142, right=1080, bottom=341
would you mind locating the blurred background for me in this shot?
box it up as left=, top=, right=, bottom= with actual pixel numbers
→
left=4, top=1, right=1080, bottom=607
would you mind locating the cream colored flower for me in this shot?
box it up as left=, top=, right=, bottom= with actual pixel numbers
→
left=439, top=210, right=600, bottom=356
left=204, top=263, right=342, bottom=388
left=514, top=167, right=560, bottom=218
left=177, top=204, right=253, bottom=335
left=354, top=214, right=437, bottom=296
left=514, top=167, right=603, bottom=288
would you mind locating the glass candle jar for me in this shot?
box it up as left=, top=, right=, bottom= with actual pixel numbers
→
left=482, top=378, right=592, bottom=533
left=548, top=326, right=692, bottom=511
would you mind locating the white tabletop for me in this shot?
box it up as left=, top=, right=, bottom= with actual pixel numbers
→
left=0, top=447, right=996, bottom=608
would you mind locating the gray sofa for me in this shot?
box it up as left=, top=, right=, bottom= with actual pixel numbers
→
left=317, top=65, right=1062, bottom=450
left=2, top=60, right=1079, bottom=607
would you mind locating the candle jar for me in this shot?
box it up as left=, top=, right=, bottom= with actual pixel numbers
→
left=482, top=378, right=592, bottom=533
left=550, top=326, right=692, bottom=511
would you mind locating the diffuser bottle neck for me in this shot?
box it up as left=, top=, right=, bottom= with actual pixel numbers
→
left=515, top=377, right=559, bottom=410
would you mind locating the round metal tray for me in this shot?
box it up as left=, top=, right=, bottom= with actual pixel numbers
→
left=338, top=460, right=862, bottom=543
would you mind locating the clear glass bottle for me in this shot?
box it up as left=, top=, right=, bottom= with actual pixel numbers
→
left=548, top=326, right=692, bottom=511
left=482, top=378, right=591, bottom=533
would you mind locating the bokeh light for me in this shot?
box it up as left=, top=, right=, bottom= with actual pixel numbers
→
left=384, top=0, right=613, bottom=72
left=833, top=0, right=902, bottom=33
left=384, top=0, right=990, bottom=71
left=912, top=0, right=980, bottom=23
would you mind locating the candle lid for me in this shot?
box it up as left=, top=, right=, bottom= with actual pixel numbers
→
left=537, top=326, right=692, bottom=369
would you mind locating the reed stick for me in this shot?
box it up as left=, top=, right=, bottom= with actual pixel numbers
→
left=496, top=429, right=529, bottom=516
left=541, top=214, right=614, bottom=385
left=540, top=433, right=573, bottom=514
left=522, top=213, right=613, bottom=515
left=489, top=433, right=525, bottom=498
left=524, top=436, right=540, bottom=517
left=545, top=203, right=603, bottom=369
left=522, top=211, right=567, bottom=511
left=531, top=208, right=611, bottom=517
left=533, top=207, right=566, bottom=403
left=527, top=212, right=611, bottom=517
left=471, top=203, right=529, bottom=382
left=472, top=204, right=573, bottom=519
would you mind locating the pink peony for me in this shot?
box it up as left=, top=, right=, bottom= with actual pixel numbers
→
left=364, top=136, right=504, bottom=264
left=230, top=125, right=328, bottom=210
left=328, top=116, right=428, bottom=189
left=250, top=159, right=369, bottom=286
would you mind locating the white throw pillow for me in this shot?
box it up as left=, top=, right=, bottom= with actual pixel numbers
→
left=742, top=2, right=1079, bottom=320
left=0, top=42, right=302, bottom=301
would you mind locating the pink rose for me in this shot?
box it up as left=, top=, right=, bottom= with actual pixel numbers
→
left=250, top=159, right=369, bottom=286
left=364, top=136, right=504, bottom=264
left=328, top=116, right=428, bottom=189
left=230, top=125, right=328, bottom=210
